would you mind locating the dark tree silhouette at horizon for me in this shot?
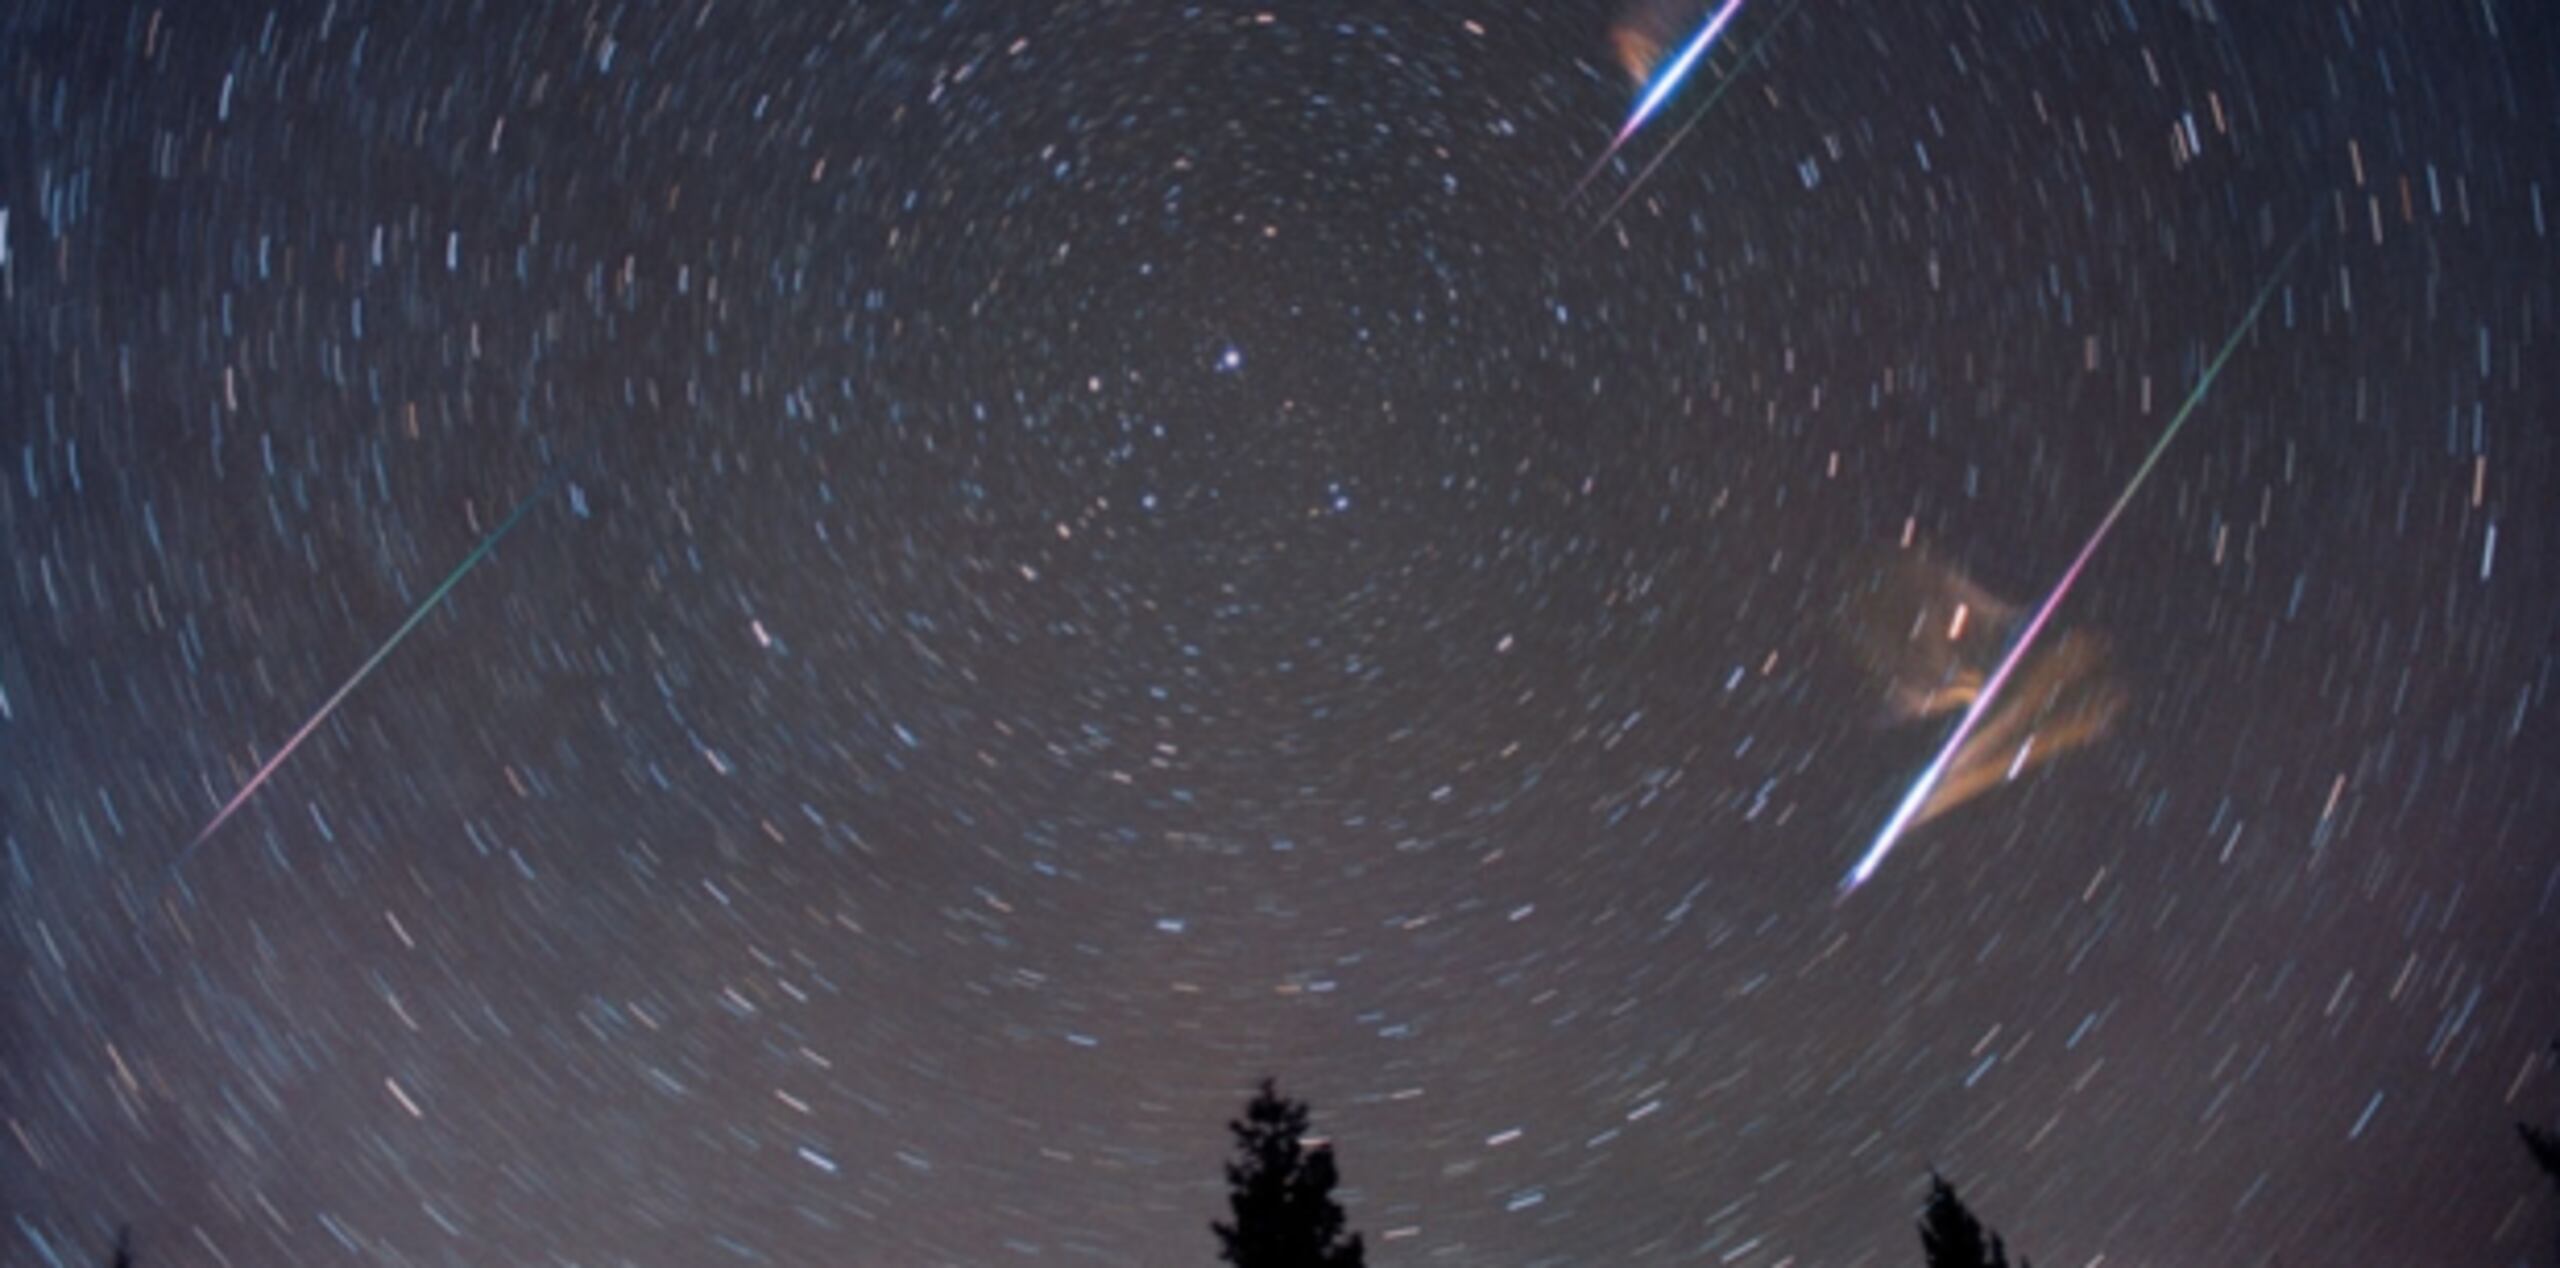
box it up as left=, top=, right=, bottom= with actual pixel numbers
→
left=1213, top=1078, right=1366, bottom=1268
left=2523, top=1123, right=2560, bottom=1190
left=2524, top=1118, right=2560, bottom=1263
left=1919, top=1172, right=2029, bottom=1268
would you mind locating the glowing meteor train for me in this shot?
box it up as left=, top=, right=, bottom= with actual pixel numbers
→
left=163, top=466, right=570, bottom=892
left=1839, top=222, right=2316, bottom=897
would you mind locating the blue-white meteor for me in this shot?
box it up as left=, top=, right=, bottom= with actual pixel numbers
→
left=1587, top=0, right=1804, bottom=234
left=1570, top=0, right=1748, bottom=201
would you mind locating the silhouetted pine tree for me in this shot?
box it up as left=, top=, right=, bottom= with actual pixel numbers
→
left=1919, top=1173, right=2029, bottom=1268
left=1213, top=1078, right=1366, bottom=1268
left=2524, top=1120, right=2560, bottom=1264
left=103, top=1224, right=132, bottom=1267
left=2522, top=1123, right=2560, bottom=1190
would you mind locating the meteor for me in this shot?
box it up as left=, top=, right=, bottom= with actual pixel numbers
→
left=1587, top=0, right=1804, bottom=235
left=1569, top=0, right=1749, bottom=202
left=1839, top=220, right=2315, bottom=897
left=163, top=465, right=570, bottom=890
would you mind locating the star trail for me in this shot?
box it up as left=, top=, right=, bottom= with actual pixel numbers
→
left=5, top=3, right=2556, bottom=1266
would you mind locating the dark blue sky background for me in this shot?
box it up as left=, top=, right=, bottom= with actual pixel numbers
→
left=5, top=1, right=2555, bottom=1264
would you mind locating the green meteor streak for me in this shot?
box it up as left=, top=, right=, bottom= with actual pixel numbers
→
left=164, top=466, right=569, bottom=889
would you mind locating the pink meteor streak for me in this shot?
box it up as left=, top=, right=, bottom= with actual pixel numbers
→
left=1840, top=223, right=2313, bottom=896
left=164, top=469, right=565, bottom=889
left=1569, top=0, right=1749, bottom=201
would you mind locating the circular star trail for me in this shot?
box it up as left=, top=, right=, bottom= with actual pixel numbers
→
left=6, top=3, right=2556, bottom=1265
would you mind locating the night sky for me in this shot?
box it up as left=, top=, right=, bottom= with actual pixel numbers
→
left=6, top=2, right=2557, bottom=1265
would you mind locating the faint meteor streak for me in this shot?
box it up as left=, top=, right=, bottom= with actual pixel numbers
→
left=165, top=467, right=568, bottom=887
left=1570, top=0, right=1749, bottom=202
left=1839, top=221, right=2314, bottom=896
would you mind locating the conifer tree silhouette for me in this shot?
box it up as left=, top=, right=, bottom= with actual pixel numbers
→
left=1212, top=1078, right=1366, bottom=1268
left=2524, top=1119, right=2560, bottom=1263
left=1919, top=1172, right=2029, bottom=1268
left=102, top=1224, right=133, bottom=1268
left=2523, top=1122, right=2560, bottom=1190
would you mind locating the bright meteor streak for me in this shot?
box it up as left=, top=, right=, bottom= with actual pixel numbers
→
left=1622, top=0, right=1747, bottom=142
left=1570, top=0, right=1748, bottom=201
left=164, top=466, right=569, bottom=889
left=1588, top=0, right=1803, bottom=235
left=1839, top=221, right=2315, bottom=897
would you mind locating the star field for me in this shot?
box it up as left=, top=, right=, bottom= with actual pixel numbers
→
left=4, top=2, right=2557, bottom=1265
